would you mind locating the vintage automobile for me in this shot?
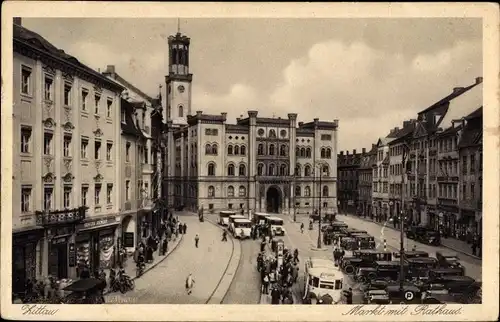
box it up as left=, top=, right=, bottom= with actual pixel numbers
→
left=321, top=221, right=348, bottom=233
left=435, top=252, right=465, bottom=272
left=427, top=276, right=481, bottom=303
left=357, top=261, right=409, bottom=283
left=364, top=289, right=391, bottom=304
left=341, top=250, right=392, bottom=274
left=393, top=250, right=429, bottom=260
left=406, top=257, right=439, bottom=280
left=342, top=228, right=368, bottom=237
left=340, top=237, right=359, bottom=251
left=310, top=211, right=334, bottom=223
left=351, top=233, right=376, bottom=249
left=427, top=267, right=465, bottom=281
left=63, top=278, right=106, bottom=304
left=406, top=226, right=441, bottom=245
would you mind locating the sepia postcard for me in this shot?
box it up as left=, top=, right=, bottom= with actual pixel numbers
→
left=1, top=1, right=499, bottom=321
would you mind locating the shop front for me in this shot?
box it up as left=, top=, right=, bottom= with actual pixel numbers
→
left=75, top=215, right=120, bottom=276
left=12, top=229, right=44, bottom=295
left=137, top=209, right=153, bottom=241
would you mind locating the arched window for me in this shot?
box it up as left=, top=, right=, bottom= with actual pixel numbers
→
left=269, top=144, right=275, bottom=156
left=304, top=186, right=311, bottom=197
left=234, top=145, right=240, bottom=155
left=227, top=186, right=234, bottom=197
left=227, top=164, right=235, bottom=176
left=240, top=145, right=246, bottom=155
left=239, top=164, right=246, bottom=176
left=326, top=148, right=332, bottom=159
left=279, top=164, right=287, bottom=176
left=258, top=144, right=264, bottom=155
left=178, top=105, right=184, bottom=117
left=295, top=186, right=301, bottom=196
left=322, top=186, right=329, bottom=197
left=269, top=129, right=276, bottom=138
left=306, top=147, right=311, bottom=158
left=295, top=164, right=301, bottom=177
left=268, top=164, right=275, bottom=176
left=227, top=145, right=233, bottom=155
left=322, top=165, right=330, bottom=176
left=207, top=163, right=215, bottom=176
left=304, top=165, right=311, bottom=177
left=321, top=148, right=326, bottom=158
left=295, top=147, right=300, bottom=156
left=211, top=144, right=218, bottom=155
left=205, top=144, right=212, bottom=155
left=257, top=163, right=264, bottom=176
left=300, top=148, right=306, bottom=157
left=208, top=185, right=215, bottom=198
left=239, top=186, right=246, bottom=197
left=280, top=145, right=286, bottom=156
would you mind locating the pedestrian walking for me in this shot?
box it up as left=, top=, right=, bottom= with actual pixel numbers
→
left=300, top=223, right=304, bottom=234
left=185, top=273, right=195, bottom=295
left=222, top=230, right=228, bottom=242
left=343, top=287, right=353, bottom=304
left=195, top=234, right=200, bottom=248
left=183, top=223, right=187, bottom=234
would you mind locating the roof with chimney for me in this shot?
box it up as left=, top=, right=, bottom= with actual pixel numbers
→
left=458, top=107, right=483, bottom=149
left=338, top=150, right=362, bottom=168
left=13, top=23, right=124, bottom=92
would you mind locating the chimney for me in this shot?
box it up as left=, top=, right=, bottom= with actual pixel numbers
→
left=346, top=151, right=350, bottom=155
left=105, top=65, right=115, bottom=74
left=221, top=112, right=227, bottom=121
left=340, top=151, right=344, bottom=156
left=475, top=77, right=483, bottom=84
left=362, top=148, right=366, bottom=154
left=353, top=149, right=357, bottom=155
left=298, top=122, right=304, bottom=127
left=236, top=117, right=241, bottom=122
left=13, top=17, right=22, bottom=26
left=453, top=87, right=464, bottom=94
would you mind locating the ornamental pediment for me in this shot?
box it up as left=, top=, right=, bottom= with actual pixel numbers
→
left=93, top=173, right=104, bottom=182
left=63, top=121, right=75, bottom=132
left=42, top=172, right=56, bottom=183
left=93, top=128, right=103, bottom=137
left=62, top=173, right=74, bottom=183
left=43, top=118, right=56, bottom=129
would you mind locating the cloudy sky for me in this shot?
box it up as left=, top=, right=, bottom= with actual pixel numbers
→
left=22, top=18, right=482, bottom=151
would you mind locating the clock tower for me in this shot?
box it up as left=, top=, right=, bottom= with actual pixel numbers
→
left=165, top=30, right=192, bottom=126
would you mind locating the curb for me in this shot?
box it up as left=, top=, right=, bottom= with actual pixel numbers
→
left=103, top=234, right=184, bottom=295
left=204, top=218, right=242, bottom=304
left=339, top=214, right=482, bottom=260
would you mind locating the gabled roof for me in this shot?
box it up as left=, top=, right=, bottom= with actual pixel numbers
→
left=121, top=98, right=144, bottom=138
left=458, top=107, right=482, bottom=149
left=418, top=80, right=480, bottom=115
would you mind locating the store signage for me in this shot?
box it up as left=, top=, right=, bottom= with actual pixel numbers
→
left=124, top=232, right=134, bottom=247
left=51, top=236, right=69, bottom=245
left=68, top=243, right=76, bottom=267
left=77, top=215, right=118, bottom=231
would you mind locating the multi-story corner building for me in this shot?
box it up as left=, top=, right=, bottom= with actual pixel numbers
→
left=357, top=146, right=376, bottom=218
left=103, top=66, right=162, bottom=246
left=457, top=107, right=482, bottom=241
left=12, top=19, right=124, bottom=292
left=162, top=29, right=339, bottom=216
left=409, top=77, right=482, bottom=226
left=372, top=135, right=396, bottom=222
left=337, top=150, right=362, bottom=214
left=387, top=120, right=416, bottom=225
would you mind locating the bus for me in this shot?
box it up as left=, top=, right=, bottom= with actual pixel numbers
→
left=232, top=218, right=252, bottom=239
left=265, top=216, right=286, bottom=236
left=228, top=215, right=246, bottom=233
left=254, top=212, right=271, bottom=225
left=304, top=257, right=345, bottom=304
left=219, top=211, right=236, bottom=226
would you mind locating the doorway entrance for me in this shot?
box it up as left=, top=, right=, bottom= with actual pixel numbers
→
left=266, top=186, right=281, bottom=213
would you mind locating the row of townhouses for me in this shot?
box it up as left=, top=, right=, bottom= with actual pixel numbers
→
left=338, top=77, right=483, bottom=244
left=12, top=18, right=166, bottom=293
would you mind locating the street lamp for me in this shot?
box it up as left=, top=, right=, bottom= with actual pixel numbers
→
left=314, top=162, right=327, bottom=249
left=293, top=173, right=297, bottom=222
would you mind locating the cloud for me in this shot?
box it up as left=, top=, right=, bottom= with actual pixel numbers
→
left=194, top=38, right=481, bottom=151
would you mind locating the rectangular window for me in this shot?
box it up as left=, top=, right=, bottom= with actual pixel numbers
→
left=81, top=89, right=88, bottom=111
left=462, top=184, right=467, bottom=200
left=107, top=184, right=113, bottom=204
left=470, top=183, right=475, bottom=199
left=81, top=138, right=89, bottom=159
left=44, top=186, right=53, bottom=211
left=462, top=156, right=467, bottom=175
left=63, top=186, right=72, bottom=208
left=81, top=185, right=88, bottom=206
left=470, top=155, right=475, bottom=173
left=21, top=66, right=31, bottom=95
left=21, top=187, right=31, bottom=213
left=321, top=134, right=332, bottom=141
left=126, top=142, right=131, bottom=162
left=44, top=76, right=53, bottom=101
left=106, top=142, right=112, bottom=161
left=144, top=147, right=149, bottom=164
left=95, top=95, right=101, bottom=114
left=94, top=140, right=101, bottom=160
left=125, top=180, right=130, bottom=201
left=95, top=184, right=101, bottom=205
left=106, top=99, right=113, bottom=118
left=121, top=109, right=126, bottom=123
left=64, top=84, right=72, bottom=106
left=63, top=135, right=72, bottom=157
left=43, top=132, right=53, bottom=155
left=21, top=127, right=32, bottom=153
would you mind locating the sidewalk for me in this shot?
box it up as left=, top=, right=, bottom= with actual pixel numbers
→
left=103, top=232, right=184, bottom=295
left=341, top=213, right=481, bottom=260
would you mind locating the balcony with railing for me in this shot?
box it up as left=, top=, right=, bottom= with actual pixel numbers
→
left=35, top=207, right=87, bottom=227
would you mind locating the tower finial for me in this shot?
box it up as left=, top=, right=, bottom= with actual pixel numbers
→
left=177, top=18, right=181, bottom=34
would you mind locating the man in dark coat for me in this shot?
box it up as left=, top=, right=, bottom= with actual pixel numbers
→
left=270, top=285, right=281, bottom=304
left=183, top=223, right=188, bottom=235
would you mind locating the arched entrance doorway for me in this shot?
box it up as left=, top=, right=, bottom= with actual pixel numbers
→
left=266, top=186, right=282, bottom=213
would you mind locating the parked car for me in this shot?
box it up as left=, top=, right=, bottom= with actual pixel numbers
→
left=406, top=226, right=441, bottom=245
left=435, top=252, right=465, bottom=273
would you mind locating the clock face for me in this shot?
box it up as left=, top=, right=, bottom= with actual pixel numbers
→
left=178, top=85, right=185, bottom=93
